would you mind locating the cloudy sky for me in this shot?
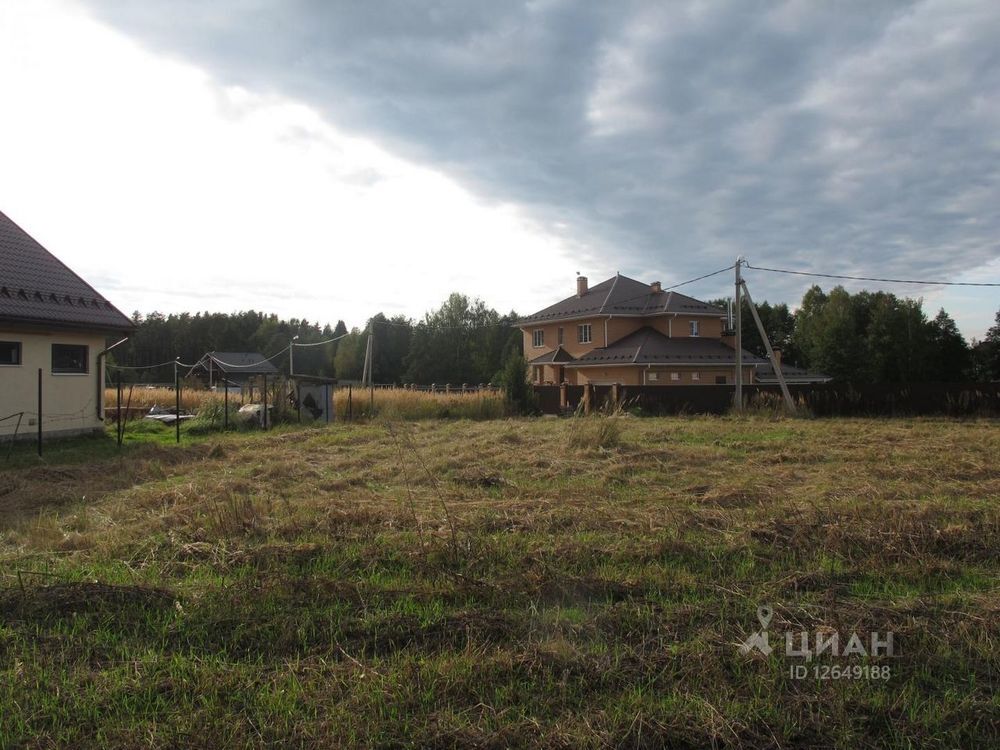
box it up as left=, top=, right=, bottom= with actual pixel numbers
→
left=1, top=0, right=998, bottom=338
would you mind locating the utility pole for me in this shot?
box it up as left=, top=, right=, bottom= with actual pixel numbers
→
left=734, top=257, right=743, bottom=412
left=741, top=279, right=796, bottom=413
left=360, top=333, right=372, bottom=388
left=289, top=335, right=299, bottom=376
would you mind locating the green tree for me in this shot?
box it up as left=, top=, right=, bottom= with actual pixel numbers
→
left=333, top=329, right=365, bottom=381
left=498, top=352, right=536, bottom=415
left=926, top=309, right=970, bottom=381
left=402, top=294, right=519, bottom=385
left=972, top=309, right=1000, bottom=381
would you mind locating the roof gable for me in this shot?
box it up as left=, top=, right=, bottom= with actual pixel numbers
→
left=519, top=274, right=725, bottom=324
left=0, top=210, right=134, bottom=331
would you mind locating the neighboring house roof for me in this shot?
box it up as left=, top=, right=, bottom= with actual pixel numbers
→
left=755, top=361, right=832, bottom=384
left=528, top=346, right=576, bottom=365
left=0, top=209, right=135, bottom=331
left=196, top=351, right=280, bottom=375
left=518, top=274, right=725, bottom=324
left=567, top=327, right=766, bottom=367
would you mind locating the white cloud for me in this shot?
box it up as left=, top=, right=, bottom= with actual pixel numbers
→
left=0, top=0, right=587, bottom=328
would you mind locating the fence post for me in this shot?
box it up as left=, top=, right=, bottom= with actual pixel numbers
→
left=224, top=379, right=229, bottom=431
left=347, top=385, right=352, bottom=422
left=560, top=382, right=567, bottom=411
left=611, top=382, right=620, bottom=411
left=37, top=368, right=42, bottom=457
left=117, top=370, right=123, bottom=447
left=583, top=383, right=592, bottom=415
left=174, top=361, right=180, bottom=444
left=263, top=374, right=268, bottom=430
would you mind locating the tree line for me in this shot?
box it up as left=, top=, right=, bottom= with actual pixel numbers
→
left=715, top=286, right=999, bottom=382
left=116, top=294, right=522, bottom=385
left=116, top=287, right=999, bottom=385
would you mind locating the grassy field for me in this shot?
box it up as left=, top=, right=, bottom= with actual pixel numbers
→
left=1, top=416, right=998, bottom=748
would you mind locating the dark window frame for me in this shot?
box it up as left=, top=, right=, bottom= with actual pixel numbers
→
left=0, top=341, right=21, bottom=366
left=51, top=343, right=89, bottom=374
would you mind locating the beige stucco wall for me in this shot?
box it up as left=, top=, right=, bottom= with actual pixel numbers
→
left=523, top=314, right=727, bottom=362
left=0, top=328, right=106, bottom=438
left=523, top=316, right=646, bottom=361
left=647, top=315, right=725, bottom=339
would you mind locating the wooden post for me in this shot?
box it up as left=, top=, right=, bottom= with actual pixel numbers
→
left=734, top=258, right=743, bottom=412
left=37, top=368, right=42, bottom=457
left=560, top=382, right=567, bottom=411
left=116, top=370, right=123, bottom=447
left=611, top=382, right=620, bottom=411
left=347, top=384, right=352, bottom=422
left=224, top=378, right=229, bottom=431
left=174, top=361, right=181, bottom=444
left=262, top=374, right=268, bottom=430
left=583, top=382, right=592, bottom=415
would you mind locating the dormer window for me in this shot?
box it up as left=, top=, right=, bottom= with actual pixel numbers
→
left=532, top=330, right=545, bottom=348
left=689, top=320, right=700, bottom=337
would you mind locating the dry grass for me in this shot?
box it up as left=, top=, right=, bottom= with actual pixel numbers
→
left=105, top=385, right=506, bottom=421
left=1, top=416, right=999, bottom=748
left=104, top=386, right=228, bottom=413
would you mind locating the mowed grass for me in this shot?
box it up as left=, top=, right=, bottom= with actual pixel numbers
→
left=1, top=416, right=998, bottom=748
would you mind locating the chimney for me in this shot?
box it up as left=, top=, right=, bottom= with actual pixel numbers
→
left=576, top=275, right=588, bottom=296
left=650, top=281, right=662, bottom=293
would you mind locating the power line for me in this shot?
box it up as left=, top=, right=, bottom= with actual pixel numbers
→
left=661, top=264, right=736, bottom=292
left=106, top=359, right=179, bottom=371
left=745, top=263, right=1000, bottom=287
left=291, top=331, right=352, bottom=347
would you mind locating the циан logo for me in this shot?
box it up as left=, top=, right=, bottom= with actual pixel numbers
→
left=738, top=604, right=896, bottom=680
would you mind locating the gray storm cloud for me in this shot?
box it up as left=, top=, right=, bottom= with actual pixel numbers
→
left=81, top=0, right=1000, bottom=306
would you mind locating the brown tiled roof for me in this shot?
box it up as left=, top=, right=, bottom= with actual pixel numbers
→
left=527, top=346, right=576, bottom=365
left=0, top=210, right=134, bottom=331
left=568, top=327, right=765, bottom=366
left=518, top=274, right=725, bottom=324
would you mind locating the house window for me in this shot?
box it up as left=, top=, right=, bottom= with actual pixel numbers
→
left=647, top=372, right=658, bottom=382
left=532, top=330, right=544, bottom=348
left=52, top=344, right=88, bottom=374
left=578, top=324, right=592, bottom=344
left=715, top=375, right=727, bottom=384
left=689, top=320, right=700, bottom=336
left=670, top=372, right=680, bottom=381
left=0, top=341, right=21, bottom=366
left=557, top=327, right=564, bottom=346
left=691, top=372, right=700, bottom=381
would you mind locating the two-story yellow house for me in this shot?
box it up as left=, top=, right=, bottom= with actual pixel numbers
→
left=518, top=274, right=763, bottom=385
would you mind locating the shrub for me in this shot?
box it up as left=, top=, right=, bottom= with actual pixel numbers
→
left=498, top=353, right=537, bottom=415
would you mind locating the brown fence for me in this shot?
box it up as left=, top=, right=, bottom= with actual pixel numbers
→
left=534, top=382, right=1000, bottom=417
